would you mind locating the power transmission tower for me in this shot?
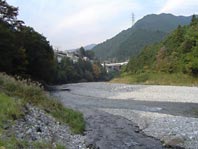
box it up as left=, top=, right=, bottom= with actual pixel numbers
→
left=132, top=12, right=135, bottom=27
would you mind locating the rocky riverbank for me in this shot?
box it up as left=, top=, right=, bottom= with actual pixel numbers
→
left=1, top=104, right=86, bottom=149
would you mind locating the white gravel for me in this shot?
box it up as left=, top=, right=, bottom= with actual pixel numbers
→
left=64, top=82, right=198, bottom=103
left=109, top=85, right=198, bottom=103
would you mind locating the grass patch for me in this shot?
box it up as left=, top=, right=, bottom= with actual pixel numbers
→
left=50, top=103, right=85, bottom=134
left=136, top=73, right=149, bottom=83
left=0, top=137, right=65, bottom=149
left=0, top=93, right=23, bottom=135
left=144, top=73, right=198, bottom=86
left=111, top=72, right=198, bottom=86
left=0, top=73, right=85, bottom=134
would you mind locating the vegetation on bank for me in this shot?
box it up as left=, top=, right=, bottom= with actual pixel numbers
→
left=0, top=73, right=85, bottom=133
left=0, top=73, right=85, bottom=147
left=0, top=93, right=23, bottom=135
left=111, top=72, right=198, bottom=86
left=115, top=15, right=198, bottom=85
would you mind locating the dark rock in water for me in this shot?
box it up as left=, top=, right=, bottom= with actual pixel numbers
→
left=36, top=127, right=42, bottom=133
left=134, top=125, right=140, bottom=133
left=44, top=84, right=71, bottom=92
left=59, top=88, right=71, bottom=91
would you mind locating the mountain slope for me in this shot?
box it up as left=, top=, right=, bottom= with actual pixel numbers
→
left=126, top=15, right=198, bottom=76
left=133, top=13, right=191, bottom=32
left=92, top=13, right=192, bottom=61
left=84, top=44, right=96, bottom=50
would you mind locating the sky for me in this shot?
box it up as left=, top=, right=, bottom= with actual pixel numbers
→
left=6, top=0, right=198, bottom=50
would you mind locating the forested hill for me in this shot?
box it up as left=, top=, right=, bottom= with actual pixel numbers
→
left=92, top=13, right=192, bottom=61
left=125, top=15, right=198, bottom=77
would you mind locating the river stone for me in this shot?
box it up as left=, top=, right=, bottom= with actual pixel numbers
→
left=163, top=136, right=185, bottom=148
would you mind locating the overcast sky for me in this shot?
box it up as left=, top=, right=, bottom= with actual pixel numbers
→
left=6, top=0, right=198, bottom=50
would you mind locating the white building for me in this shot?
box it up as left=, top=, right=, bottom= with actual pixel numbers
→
left=54, top=50, right=79, bottom=63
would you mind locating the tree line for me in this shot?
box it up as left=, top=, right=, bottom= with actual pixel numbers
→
left=0, top=0, right=108, bottom=84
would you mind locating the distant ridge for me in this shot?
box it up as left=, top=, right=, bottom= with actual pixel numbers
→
left=92, top=13, right=192, bottom=61
left=84, top=44, right=97, bottom=50
left=68, top=44, right=96, bottom=52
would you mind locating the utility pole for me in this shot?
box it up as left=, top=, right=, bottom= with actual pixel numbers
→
left=132, top=12, right=135, bottom=27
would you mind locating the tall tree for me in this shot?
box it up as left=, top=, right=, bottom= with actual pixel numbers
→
left=191, top=14, right=198, bottom=26
left=20, top=26, right=56, bottom=83
left=78, top=47, right=86, bottom=58
left=0, top=0, right=23, bottom=28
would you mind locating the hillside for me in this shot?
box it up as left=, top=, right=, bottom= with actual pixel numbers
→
left=113, top=15, right=198, bottom=85
left=92, top=13, right=192, bottom=61
left=84, top=44, right=97, bottom=50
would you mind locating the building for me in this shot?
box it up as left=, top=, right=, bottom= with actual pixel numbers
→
left=54, top=50, right=79, bottom=63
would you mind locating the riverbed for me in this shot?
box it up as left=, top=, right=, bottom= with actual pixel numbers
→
left=52, top=82, right=198, bottom=149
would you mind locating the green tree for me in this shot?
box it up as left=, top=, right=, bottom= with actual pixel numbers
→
left=190, top=14, right=198, bottom=26
left=0, top=0, right=23, bottom=28
left=0, top=21, right=16, bottom=73
left=78, top=47, right=86, bottom=58
left=86, top=50, right=95, bottom=59
left=19, top=26, right=56, bottom=83
left=12, top=47, right=28, bottom=75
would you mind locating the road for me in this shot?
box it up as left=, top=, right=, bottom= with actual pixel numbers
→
left=51, top=82, right=198, bottom=149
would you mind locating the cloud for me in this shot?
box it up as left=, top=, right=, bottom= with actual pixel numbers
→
left=55, top=1, right=139, bottom=31
left=160, top=0, right=198, bottom=15
left=47, top=0, right=141, bottom=49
